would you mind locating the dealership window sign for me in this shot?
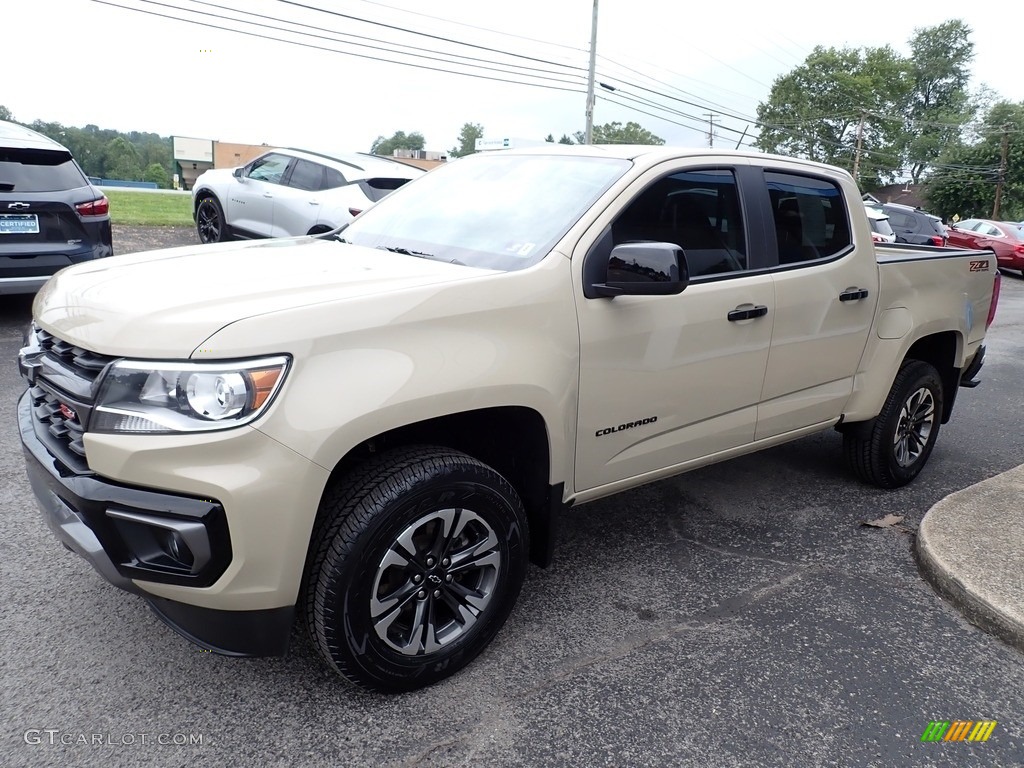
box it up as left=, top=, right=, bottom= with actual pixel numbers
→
left=474, top=137, right=550, bottom=151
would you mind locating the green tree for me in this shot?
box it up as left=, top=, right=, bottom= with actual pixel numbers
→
left=370, top=130, right=425, bottom=156
left=544, top=133, right=555, bottom=142
left=754, top=45, right=912, bottom=186
left=103, top=136, right=142, bottom=180
left=592, top=121, right=665, bottom=145
left=903, top=20, right=976, bottom=183
left=449, top=122, right=484, bottom=158
left=558, top=134, right=575, bottom=145
left=0, top=104, right=13, bottom=122
left=926, top=101, right=1024, bottom=221
left=143, top=162, right=169, bottom=188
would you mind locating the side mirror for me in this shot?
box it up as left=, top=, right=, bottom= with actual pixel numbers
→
left=588, top=242, right=689, bottom=298
left=232, top=167, right=244, bottom=180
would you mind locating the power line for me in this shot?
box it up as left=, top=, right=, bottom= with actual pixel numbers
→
left=349, top=0, right=587, bottom=57
left=275, top=0, right=587, bottom=71
left=92, top=0, right=588, bottom=93
left=177, top=0, right=584, bottom=79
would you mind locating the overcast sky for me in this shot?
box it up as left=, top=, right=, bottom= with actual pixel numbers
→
left=8, top=0, right=1023, bottom=156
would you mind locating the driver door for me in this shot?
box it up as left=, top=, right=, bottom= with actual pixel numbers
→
left=572, top=161, right=775, bottom=494
left=226, top=152, right=293, bottom=238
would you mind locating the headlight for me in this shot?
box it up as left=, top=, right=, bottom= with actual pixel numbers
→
left=91, top=356, right=290, bottom=433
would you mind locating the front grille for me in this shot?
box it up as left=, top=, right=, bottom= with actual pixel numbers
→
left=35, top=327, right=110, bottom=379
left=29, top=384, right=87, bottom=457
left=20, top=326, right=116, bottom=473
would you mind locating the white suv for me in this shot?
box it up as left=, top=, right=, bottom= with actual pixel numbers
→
left=191, top=148, right=424, bottom=243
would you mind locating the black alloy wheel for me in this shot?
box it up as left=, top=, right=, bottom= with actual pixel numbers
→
left=196, top=196, right=229, bottom=244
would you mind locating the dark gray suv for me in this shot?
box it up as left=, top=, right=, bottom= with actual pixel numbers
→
left=879, top=203, right=947, bottom=247
left=1, top=121, right=113, bottom=294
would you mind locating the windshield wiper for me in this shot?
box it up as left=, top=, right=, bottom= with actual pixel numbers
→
left=377, top=245, right=436, bottom=260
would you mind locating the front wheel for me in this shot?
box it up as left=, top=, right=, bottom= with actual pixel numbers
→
left=303, top=446, right=529, bottom=692
left=843, top=360, right=944, bottom=488
left=195, top=195, right=231, bottom=243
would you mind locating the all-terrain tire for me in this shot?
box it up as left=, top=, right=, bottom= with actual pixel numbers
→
left=303, top=446, right=529, bottom=692
left=843, top=360, right=944, bottom=489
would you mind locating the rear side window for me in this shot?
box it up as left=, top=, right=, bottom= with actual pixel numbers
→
left=324, top=167, right=347, bottom=189
left=886, top=211, right=914, bottom=230
left=0, top=148, right=87, bottom=192
left=288, top=159, right=324, bottom=191
left=765, top=172, right=851, bottom=265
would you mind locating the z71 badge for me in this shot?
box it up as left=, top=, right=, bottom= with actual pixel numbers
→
left=969, top=260, right=989, bottom=272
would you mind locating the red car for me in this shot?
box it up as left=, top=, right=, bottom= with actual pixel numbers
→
left=946, top=218, right=1024, bottom=275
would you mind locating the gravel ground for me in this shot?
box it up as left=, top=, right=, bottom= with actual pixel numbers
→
left=113, top=224, right=198, bottom=255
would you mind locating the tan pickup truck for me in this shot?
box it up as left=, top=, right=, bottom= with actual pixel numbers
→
left=17, top=146, right=1000, bottom=691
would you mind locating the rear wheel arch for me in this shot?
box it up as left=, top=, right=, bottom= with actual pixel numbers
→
left=903, top=331, right=960, bottom=423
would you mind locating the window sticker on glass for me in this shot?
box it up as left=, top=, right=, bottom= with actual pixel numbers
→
left=505, top=242, right=536, bottom=257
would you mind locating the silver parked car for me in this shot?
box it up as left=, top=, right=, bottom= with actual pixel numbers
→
left=191, top=148, right=424, bottom=243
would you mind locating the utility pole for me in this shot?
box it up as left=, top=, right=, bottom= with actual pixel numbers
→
left=703, top=113, right=718, bottom=148
left=993, top=125, right=1010, bottom=219
left=852, top=111, right=865, bottom=181
left=734, top=125, right=749, bottom=150
left=584, top=0, right=599, bottom=145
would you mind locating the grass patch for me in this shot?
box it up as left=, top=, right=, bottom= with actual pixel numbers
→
left=104, top=189, right=194, bottom=227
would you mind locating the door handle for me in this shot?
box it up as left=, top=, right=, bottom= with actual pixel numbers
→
left=263, top=193, right=273, bottom=199
left=727, top=305, right=768, bottom=321
left=839, top=288, right=869, bottom=302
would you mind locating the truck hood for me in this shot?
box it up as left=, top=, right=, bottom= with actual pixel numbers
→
left=34, top=236, right=496, bottom=357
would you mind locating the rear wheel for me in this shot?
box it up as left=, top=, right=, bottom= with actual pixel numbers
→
left=303, top=446, right=529, bottom=692
left=844, top=360, right=944, bottom=488
left=195, top=195, right=231, bottom=243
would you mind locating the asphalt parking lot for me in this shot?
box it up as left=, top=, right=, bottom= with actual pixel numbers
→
left=2, top=238, right=1023, bottom=766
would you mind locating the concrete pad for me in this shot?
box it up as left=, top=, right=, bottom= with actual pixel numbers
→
left=917, top=464, right=1024, bottom=653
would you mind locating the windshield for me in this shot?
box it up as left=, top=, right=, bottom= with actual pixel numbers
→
left=339, top=153, right=631, bottom=271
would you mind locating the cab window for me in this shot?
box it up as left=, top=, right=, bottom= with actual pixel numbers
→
left=611, top=168, right=748, bottom=279
left=765, top=172, right=851, bottom=265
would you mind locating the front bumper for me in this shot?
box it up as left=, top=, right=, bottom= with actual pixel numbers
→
left=18, top=391, right=303, bottom=656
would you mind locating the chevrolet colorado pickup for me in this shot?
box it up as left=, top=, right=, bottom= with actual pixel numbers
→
left=17, top=146, right=999, bottom=692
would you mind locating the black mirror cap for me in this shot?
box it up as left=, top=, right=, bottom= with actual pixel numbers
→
left=589, top=242, right=689, bottom=298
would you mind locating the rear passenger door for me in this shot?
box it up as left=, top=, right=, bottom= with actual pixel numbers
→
left=573, top=161, right=776, bottom=493
left=753, top=168, right=880, bottom=440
